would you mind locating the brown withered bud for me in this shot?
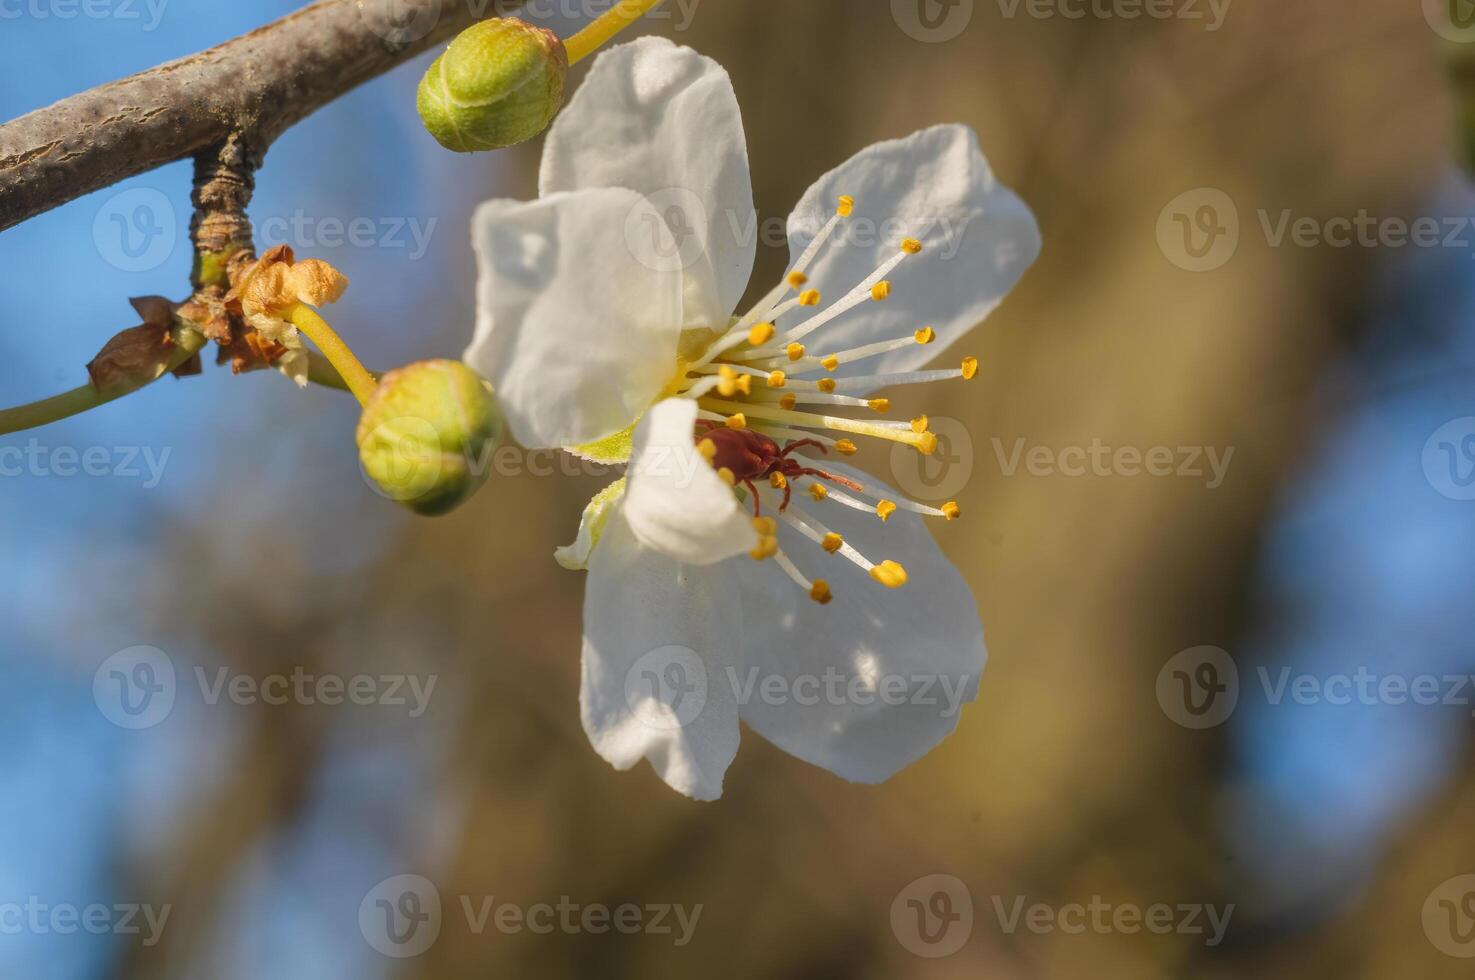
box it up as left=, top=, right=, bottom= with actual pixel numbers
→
left=86, top=296, right=193, bottom=393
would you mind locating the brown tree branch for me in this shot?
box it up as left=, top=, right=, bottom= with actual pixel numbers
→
left=0, top=0, right=520, bottom=232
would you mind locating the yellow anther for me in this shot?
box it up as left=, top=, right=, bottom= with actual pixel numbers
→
left=835, top=439, right=858, bottom=456
left=717, top=467, right=736, bottom=486
left=786, top=343, right=806, bottom=361
left=769, top=472, right=788, bottom=490
left=876, top=500, right=898, bottom=522
left=917, top=432, right=938, bottom=455
left=810, top=580, right=834, bottom=604
left=915, top=326, right=935, bottom=345
left=716, top=363, right=739, bottom=397
left=786, top=271, right=809, bottom=288
left=941, top=501, right=961, bottom=521
left=799, top=289, right=822, bottom=307
left=767, top=371, right=787, bottom=388
left=870, top=281, right=892, bottom=302
left=911, top=415, right=929, bottom=433
left=961, top=356, right=979, bottom=380
left=817, top=378, right=837, bottom=394
left=809, top=483, right=829, bottom=501
left=779, top=394, right=798, bottom=410
left=736, top=375, right=753, bottom=396
left=821, top=532, right=844, bottom=554
left=748, top=322, right=775, bottom=346
left=750, top=535, right=779, bottom=561
left=821, top=355, right=840, bottom=372
left=753, top=516, right=778, bottom=536
left=869, top=560, right=908, bottom=589
left=901, top=237, right=924, bottom=254
left=869, top=398, right=890, bottom=413
left=724, top=413, right=747, bottom=430
left=836, top=195, right=854, bottom=217
left=696, top=438, right=717, bottom=462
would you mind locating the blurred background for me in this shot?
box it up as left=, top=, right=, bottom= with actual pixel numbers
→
left=3, top=0, right=1475, bottom=976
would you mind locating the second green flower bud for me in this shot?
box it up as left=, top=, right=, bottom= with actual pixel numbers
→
left=417, top=18, right=568, bottom=153
left=357, top=360, right=504, bottom=517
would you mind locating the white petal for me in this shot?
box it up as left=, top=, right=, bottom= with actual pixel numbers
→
left=784, top=125, right=1039, bottom=379
left=581, top=513, right=742, bottom=801
left=540, top=37, right=755, bottom=329
left=555, top=478, right=627, bottom=571
left=466, top=189, right=684, bottom=449
left=731, top=464, right=985, bottom=783
left=623, top=398, right=757, bottom=565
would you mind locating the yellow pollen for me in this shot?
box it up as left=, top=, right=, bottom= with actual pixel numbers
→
left=869, top=398, right=890, bottom=413
left=753, top=516, right=778, bottom=535
left=769, top=472, right=788, bottom=490
left=810, top=580, right=834, bottom=604
left=786, top=343, right=806, bottom=361
left=696, top=438, right=717, bottom=462
left=917, top=432, right=939, bottom=455
left=748, top=322, right=775, bottom=346
left=915, top=326, right=935, bottom=345
left=779, top=394, right=798, bottom=410
left=869, top=560, right=908, bottom=589
left=809, top=483, right=828, bottom=501
left=961, top=356, right=979, bottom=380
left=942, top=501, right=961, bottom=521
left=836, top=195, right=854, bottom=217
left=817, top=378, right=837, bottom=394
left=786, top=271, right=809, bottom=288
left=821, top=355, right=840, bottom=372
left=750, top=536, right=779, bottom=561
left=870, top=281, right=892, bottom=302
left=767, top=371, right=787, bottom=388
left=717, top=467, right=736, bottom=486
left=901, top=237, right=924, bottom=254
left=716, top=363, right=739, bottom=397
left=835, top=439, right=858, bottom=455
left=736, top=375, right=753, bottom=396
left=725, top=413, right=747, bottom=430
left=911, top=415, right=929, bottom=433
left=821, top=532, right=844, bottom=553
left=876, top=500, right=898, bottom=522
left=799, top=289, right=822, bottom=307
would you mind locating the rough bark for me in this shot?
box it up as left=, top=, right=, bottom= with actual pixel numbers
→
left=0, top=0, right=520, bottom=231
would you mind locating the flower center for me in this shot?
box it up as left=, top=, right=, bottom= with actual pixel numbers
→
left=674, top=195, right=973, bottom=605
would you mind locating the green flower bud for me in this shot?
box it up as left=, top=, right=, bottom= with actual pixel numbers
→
left=356, top=360, right=504, bottom=517
left=417, top=18, right=568, bottom=153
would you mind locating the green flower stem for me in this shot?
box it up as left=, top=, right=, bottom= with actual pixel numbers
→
left=283, top=303, right=380, bottom=405
left=563, top=0, right=665, bottom=64
left=0, top=327, right=206, bottom=437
